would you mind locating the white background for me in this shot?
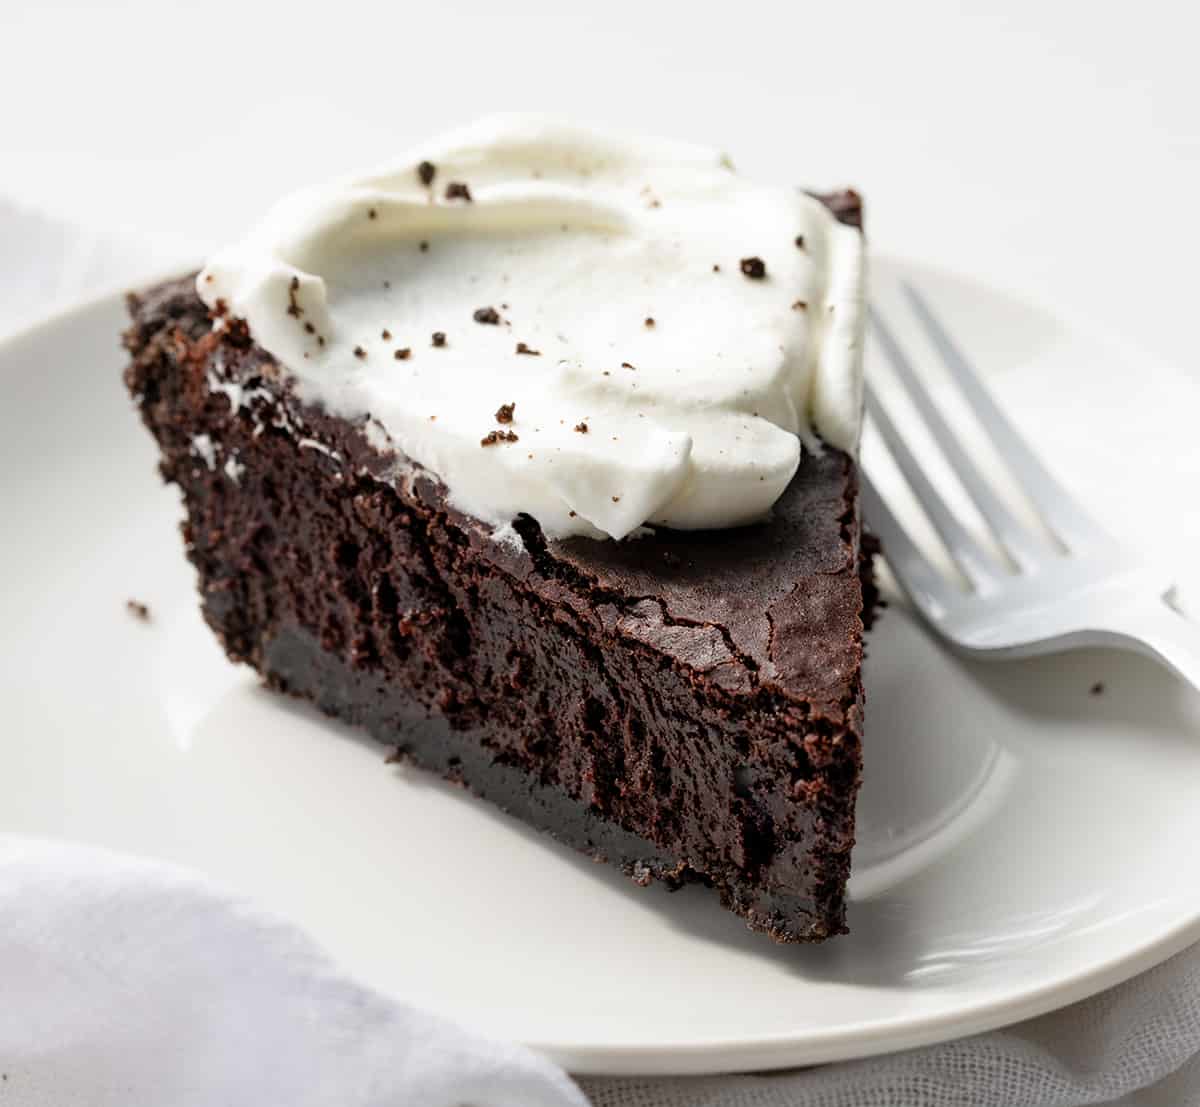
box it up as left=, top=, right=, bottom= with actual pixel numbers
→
left=2, top=0, right=1197, bottom=373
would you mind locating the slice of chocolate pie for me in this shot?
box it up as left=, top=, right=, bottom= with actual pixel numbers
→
left=123, top=116, right=872, bottom=941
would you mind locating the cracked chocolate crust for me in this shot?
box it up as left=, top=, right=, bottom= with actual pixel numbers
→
left=121, top=194, right=873, bottom=942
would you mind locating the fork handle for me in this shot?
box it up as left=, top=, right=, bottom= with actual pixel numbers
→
left=1097, top=599, right=1200, bottom=693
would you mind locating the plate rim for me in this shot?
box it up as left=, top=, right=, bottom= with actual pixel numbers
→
left=532, top=917, right=1200, bottom=1073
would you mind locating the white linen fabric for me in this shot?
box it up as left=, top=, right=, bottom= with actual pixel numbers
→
left=0, top=835, right=587, bottom=1107
left=3, top=197, right=1199, bottom=1107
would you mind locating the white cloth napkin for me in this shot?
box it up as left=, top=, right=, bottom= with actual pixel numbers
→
left=4, top=197, right=1200, bottom=1107
left=0, top=836, right=586, bottom=1107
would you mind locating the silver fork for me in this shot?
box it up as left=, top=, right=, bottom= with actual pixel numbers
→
left=863, top=283, right=1200, bottom=690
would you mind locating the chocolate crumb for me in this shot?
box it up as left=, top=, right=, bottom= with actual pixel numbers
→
left=381, top=329, right=391, bottom=340
left=317, top=335, right=326, bottom=347
left=515, top=342, right=541, bottom=356
left=795, top=235, right=806, bottom=250
left=574, top=422, right=589, bottom=433
left=1090, top=681, right=1106, bottom=696
left=368, top=207, right=378, bottom=220
left=126, top=599, right=151, bottom=622
left=445, top=181, right=473, bottom=202
left=383, top=280, right=391, bottom=289
left=431, top=332, right=447, bottom=347
left=353, top=345, right=367, bottom=359
left=495, top=402, right=516, bottom=424
left=712, top=264, right=721, bottom=272
left=621, top=361, right=636, bottom=370
left=394, top=348, right=411, bottom=360
left=740, top=256, right=767, bottom=279
left=791, top=300, right=808, bottom=311
left=304, top=322, right=316, bottom=334
left=417, top=160, right=436, bottom=187
left=644, top=316, right=656, bottom=328
left=480, top=429, right=519, bottom=447
left=568, top=510, right=577, bottom=518
left=473, top=306, right=501, bottom=325
left=286, top=276, right=303, bottom=318
left=204, top=273, right=214, bottom=284
left=419, top=241, right=429, bottom=253
left=612, top=495, right=621, bottom=503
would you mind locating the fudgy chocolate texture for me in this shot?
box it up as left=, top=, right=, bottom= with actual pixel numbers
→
left=123, top=196, right=870, bottom=941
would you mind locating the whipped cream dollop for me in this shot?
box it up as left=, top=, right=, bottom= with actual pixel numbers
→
left=198, top=115, right=865, bottom=540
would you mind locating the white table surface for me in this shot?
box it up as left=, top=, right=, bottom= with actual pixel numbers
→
left=2, top=0, right=1197, bottom=376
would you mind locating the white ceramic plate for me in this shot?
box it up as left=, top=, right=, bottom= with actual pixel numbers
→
left=3, top=259, right=1200, bottom=1077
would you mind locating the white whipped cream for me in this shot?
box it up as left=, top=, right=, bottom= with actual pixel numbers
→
left=198, top=115, right=865, bottom=540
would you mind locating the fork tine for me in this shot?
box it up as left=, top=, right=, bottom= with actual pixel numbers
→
left=870, top=308, right=1047, bottom=570
left=865, top=382, right=1001, bottom=591
left=860, top=476, right=955, bottom=618
left=902, top=282, right=1107, bottom=549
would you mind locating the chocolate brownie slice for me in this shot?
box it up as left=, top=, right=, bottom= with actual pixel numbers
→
left=123, top=199, right=872, bottom=943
